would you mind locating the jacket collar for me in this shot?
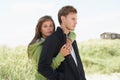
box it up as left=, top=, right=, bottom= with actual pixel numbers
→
left=55, top=27, right=66, bottom=44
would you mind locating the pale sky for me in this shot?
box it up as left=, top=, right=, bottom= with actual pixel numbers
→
left=0, top=0, right=120, bottom=47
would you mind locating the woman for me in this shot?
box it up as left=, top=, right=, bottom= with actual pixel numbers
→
left=27, top=15, right=71, bottom=80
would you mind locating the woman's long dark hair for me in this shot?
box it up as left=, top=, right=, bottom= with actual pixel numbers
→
left=29, top=15, right=55, bottom=45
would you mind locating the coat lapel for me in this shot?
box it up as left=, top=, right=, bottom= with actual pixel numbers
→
left=66, top=54, right=80, bottom=80
left=66, top=40, right=82, bottom=79
left=73, top=41, right=86, bottom=80
left=72, top=41, right=81, bottom=72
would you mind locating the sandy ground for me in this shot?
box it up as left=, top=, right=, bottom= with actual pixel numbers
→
left=86, top=73, right=120, bottom=80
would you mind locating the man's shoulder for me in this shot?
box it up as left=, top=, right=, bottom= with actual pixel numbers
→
left=45, top=27, right=66, bottom=44
left=45, top=33, right=59, bottom=42
left=48, top=27, right=64, bottom=39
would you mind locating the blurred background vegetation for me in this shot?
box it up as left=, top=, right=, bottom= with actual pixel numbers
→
left=0, top=39, right=120, bottom=80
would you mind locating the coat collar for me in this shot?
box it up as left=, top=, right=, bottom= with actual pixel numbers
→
left=55, top=27, right=66, bottom=44
left=56, top=27, right=76, bottom=43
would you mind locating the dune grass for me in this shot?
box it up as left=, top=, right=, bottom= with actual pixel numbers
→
left=78, top=39, right=120, bottom=74
left=0, top=39, right=120, bottom=79
left=0, top=45, right=35, bottom=80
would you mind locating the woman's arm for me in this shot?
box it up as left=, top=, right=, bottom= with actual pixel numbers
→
left=51, top=43, right=71, bottom=69
left=51, top=53, right=65, bottom=69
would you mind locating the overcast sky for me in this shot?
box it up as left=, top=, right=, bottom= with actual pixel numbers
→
left=0, top=0, right=120, bottom=47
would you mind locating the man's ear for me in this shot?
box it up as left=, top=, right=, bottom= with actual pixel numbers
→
left=61, top=16, right=65, bottom=22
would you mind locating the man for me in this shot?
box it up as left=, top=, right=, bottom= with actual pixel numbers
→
left=38, top=5, right=86, bottom=80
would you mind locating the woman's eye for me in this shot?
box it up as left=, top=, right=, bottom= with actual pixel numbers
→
left=43, top=25, right=47, bottom=28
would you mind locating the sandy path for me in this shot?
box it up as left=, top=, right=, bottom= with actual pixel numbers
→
left=86, top=73, right=120, bottom=80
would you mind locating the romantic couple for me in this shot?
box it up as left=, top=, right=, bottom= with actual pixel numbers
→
left=28, top=5, right=86, bottom=80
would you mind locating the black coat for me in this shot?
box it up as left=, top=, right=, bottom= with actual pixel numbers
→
left=38, top=27, right=86, bottom=80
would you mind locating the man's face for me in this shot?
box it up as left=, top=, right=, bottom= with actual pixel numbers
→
left=64, top=12, right=77, bottom=30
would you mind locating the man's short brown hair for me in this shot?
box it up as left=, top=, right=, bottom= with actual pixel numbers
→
left=58, top=5, right=77, bottom=24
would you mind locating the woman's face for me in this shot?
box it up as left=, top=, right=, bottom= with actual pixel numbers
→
left=41, top=20, right=54, bottom=38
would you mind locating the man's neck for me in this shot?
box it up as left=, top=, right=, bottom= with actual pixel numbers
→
left=60, top=24, right=70, bottom=35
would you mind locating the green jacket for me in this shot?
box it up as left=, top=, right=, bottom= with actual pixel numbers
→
left=28, top=31, right=76, bottom=80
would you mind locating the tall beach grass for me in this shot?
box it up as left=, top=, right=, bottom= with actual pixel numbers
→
left=79, top=39, right=120, bottom=74
left=0, top=39, right=120, bottom=79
